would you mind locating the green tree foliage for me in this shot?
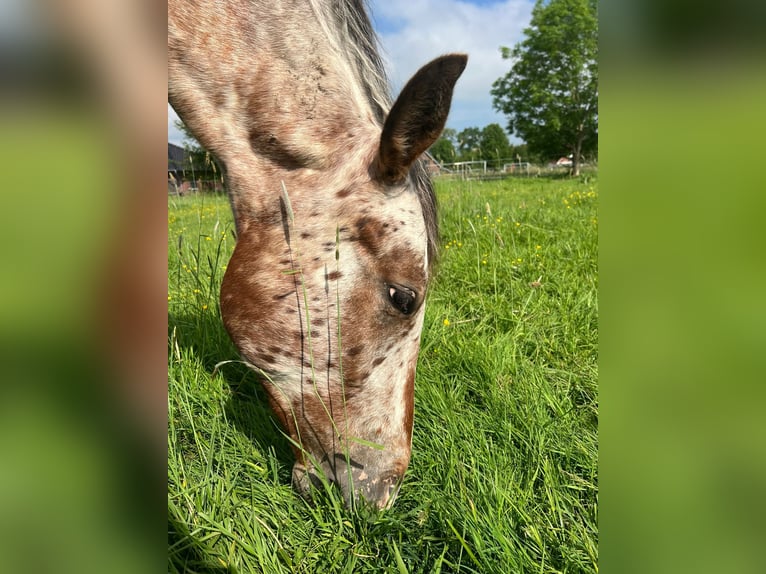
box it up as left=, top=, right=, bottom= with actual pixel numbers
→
left=441, top=127, right=458, bottom=148
left=491, top=0, right=597, bottom=175
left=507, top=143, right=543, bottom=165
left=431, top=124, right=523, bottom=166
left=429, top=137, right=456, bottom=164
left=479, top=123, right=512, bottom=168
left=456, top=127, right=482, bottom=160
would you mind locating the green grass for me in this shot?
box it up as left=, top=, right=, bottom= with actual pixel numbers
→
left=168, top=175, right=598, bottom=573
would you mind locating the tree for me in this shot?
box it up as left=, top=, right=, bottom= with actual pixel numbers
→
left=479, top=123, right=512, bottom=169
left=429, top=137, right=456, bottom=164
left=491, top=0, right=597, bottom=175
left=507, top=143, right=542, bottom=165
left=440, top=127, right=458, bottom=148
left=456, top=127, right=482, bottom=161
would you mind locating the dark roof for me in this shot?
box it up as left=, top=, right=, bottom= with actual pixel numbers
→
left=168, top=142, right=188, bottom=171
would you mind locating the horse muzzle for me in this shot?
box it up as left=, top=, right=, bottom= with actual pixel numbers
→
left=292, top=458, right=403, bottom=510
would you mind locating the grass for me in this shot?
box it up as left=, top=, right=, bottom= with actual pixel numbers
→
left=168, top=175, right=598, bottom=573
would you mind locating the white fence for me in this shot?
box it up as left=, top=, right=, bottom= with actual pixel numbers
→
left=439, top=160, right=535, bottom=180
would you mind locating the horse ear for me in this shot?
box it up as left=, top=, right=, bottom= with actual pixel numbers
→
left=376, top=54, right=467, bottom=185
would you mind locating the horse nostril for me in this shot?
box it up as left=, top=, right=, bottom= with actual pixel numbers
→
left=352, top=472, right=402, bottom=510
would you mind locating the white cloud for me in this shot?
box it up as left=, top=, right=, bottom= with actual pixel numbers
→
left=370, top=0, right=533, bottom=135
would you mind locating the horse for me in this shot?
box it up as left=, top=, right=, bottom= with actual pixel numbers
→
left=168, top=0, right=466, bottom=509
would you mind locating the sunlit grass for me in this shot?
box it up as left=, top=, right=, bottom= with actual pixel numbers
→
left=168, top=175, right=598, bottom=573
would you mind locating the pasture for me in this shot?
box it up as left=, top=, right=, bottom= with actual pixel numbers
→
left=168, top=176, right=598, bottom=573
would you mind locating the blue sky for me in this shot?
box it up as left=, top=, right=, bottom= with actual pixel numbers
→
left=168, top=0, right=534, bottom=145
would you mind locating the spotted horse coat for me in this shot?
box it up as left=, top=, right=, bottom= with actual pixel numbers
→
left=169, top=0, right=466, bottom=509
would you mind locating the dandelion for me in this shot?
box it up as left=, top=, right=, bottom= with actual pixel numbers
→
left=202, top=304, right=208, bottom=310
left=535, top=245, right=541, bottom=250
left=443, top=318, right=450, bottom=326
left=205, top=236, right=212, bottom=241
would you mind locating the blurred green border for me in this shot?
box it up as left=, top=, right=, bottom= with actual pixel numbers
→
left=600, top=50, right=766, bottom=574
left=2, top=1, right=766, bottom=571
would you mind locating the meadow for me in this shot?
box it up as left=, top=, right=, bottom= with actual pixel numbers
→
left=168, top=175, right=598, bottom=573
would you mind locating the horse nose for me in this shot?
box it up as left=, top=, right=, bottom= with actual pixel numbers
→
left=349, top=470, right=402, bottom=509
left=293, top=463, right=403, bottom=510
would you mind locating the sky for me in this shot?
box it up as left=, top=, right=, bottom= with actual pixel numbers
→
left=167, top=0, right=534, bottom=146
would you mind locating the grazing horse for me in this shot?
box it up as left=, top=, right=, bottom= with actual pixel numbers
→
left=168, top=0, right=466, bottom=509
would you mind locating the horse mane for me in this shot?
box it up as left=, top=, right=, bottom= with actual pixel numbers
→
left=308, top=0, right=391, bottom=123
left=308, top=0, right=440, bottom=269
left=411, top=161, right=440, bottom=271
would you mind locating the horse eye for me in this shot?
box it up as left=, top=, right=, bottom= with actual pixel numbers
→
left=387, top=284, right=417, bottom=315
